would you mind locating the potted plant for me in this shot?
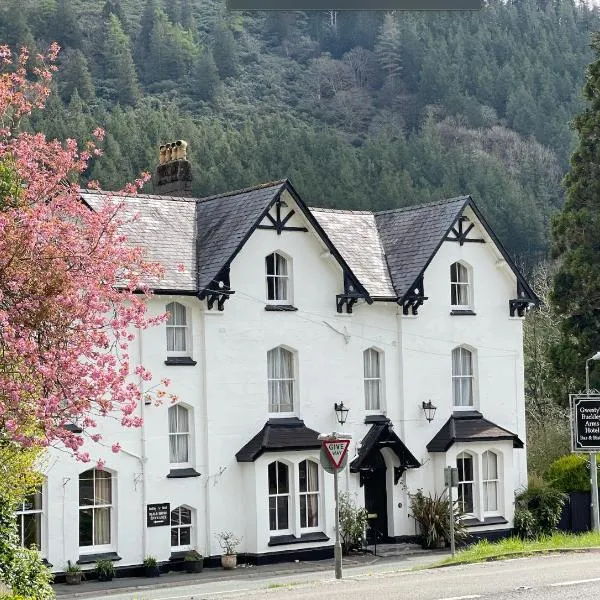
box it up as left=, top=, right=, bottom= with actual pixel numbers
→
left=65, top=560, right=83, bottom=585
left=216, top=530, right=241, bottom=569
left=95, top=559, right=115, bottom=582
left=183, top=550, right=204, bottom=573
left=143, top=555, right=160, bottom=577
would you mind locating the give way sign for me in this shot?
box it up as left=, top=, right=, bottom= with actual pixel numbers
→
left=323, top=439, right=350, bottom=469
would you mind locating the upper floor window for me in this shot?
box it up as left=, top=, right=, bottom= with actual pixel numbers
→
left=171, top=505, right=192, bottom=550
left=268, top=346, right=295, bottom=413
left=299, top=460, right=319, bottom=529
left=166, top=302, right=189, bottom=356
left=169, top=404, right=190, bottom=465
left=79, top=469, right=112, bottom=549
left=482, top=451, right=499, bottom=513
left=452, top=347, right=474, bottom=407
left=266, top=252, right=290, bottom=303
left=364, top=348, right=382, bottom=411
left=268, top=461, right=290, bottom=532
left=16, top=487, right=43, bottom=550
left=457, top=452, right=474, bottom=514
left=450, top=262, right=471, bottom=308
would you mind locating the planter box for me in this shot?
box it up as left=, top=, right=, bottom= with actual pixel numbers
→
left=65, top=572, right=82, bottom=585
left=185, top=560, right=204, bottom=573
left=221, top=554, right=237, bottom=570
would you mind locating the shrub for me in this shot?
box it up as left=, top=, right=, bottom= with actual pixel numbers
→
left=143, top=556, right=157, bottom=568
left=216, top=531, right=241, bottom=555
left=514, top=476, right=566, bottom=539
left=545, top=454, right=596, bottom=492
left=95, top=559, right=115, bottom=579
left=338, top=492, right=368, bottom=555
left=409, top=489, right=468, bottom=549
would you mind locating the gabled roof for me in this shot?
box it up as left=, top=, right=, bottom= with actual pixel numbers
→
left=350, top=420, right=420, bottom=472
left=426, top=411, right=524, bottom=453
left=236, top=418, right=321, bottom=462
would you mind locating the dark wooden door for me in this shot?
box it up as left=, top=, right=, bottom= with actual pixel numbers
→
left=364, top=468, right=388, bottom=544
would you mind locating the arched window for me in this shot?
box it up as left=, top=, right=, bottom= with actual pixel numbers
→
left=450, top=262, right=471, bottom=308
left=166, top=302, right=189, bottom=356
left=268, top=461, right=290, bottom=532
left=79, top=469, right=112, bottom=548
left=266, top=252, right=290, bottom=303
left=482, top=451, right=499, bottom=512
left=169, top=404, right=190, bottom=465
left=452, top=347, right=474, bottom=407
left=170, top=505, right=192, bottom=550
left=299, top=460, right=319, bottom=529
left=364, top=348, right=383, bottom=410
left=267, top=347, right=295, bottom=413
left=457, top=453, right=474, bottom=514
left=15, top=486, right=43, bottom=550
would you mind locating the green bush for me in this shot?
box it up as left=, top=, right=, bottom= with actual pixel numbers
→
left=514, top=477, right=566, bottom=539
left=545, top=454, right=596, bottom=492
left=338, top=492, right=368, bottom=555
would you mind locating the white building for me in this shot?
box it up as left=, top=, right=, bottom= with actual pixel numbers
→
left=24, top=154, right=537, bottom=573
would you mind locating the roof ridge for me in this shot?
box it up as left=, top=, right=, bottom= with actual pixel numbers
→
left=375, top=195, right=470, bottom=217
left=80, top=189, right=198, bottom=203
left=196, top=179, right=288, bottom=203
left=310, top=206, right=374, bottom=215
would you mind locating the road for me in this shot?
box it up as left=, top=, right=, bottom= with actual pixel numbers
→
left=59, top=553, right=600, bottom=600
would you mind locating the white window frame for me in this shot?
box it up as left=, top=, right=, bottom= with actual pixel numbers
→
left=298, top=459, right=320, bottom=532
left=452, top=346, right=475, bottom=409
left=15, top=486, right=43, bottom=552
left=166, top=301, right=191, bottom=357
left=267, top=346, right=296, bottom=415
left=457, top=452, right=476, bottom=516
left=364, top=348, right=384, bottom=413
left=78, top=469, right=114, bottom=553
left=168, top=404, right=192, bottom=468
left=450, top=261, right=472, bottom=309
left=482, top=450, right=501, bottom=515
left=170, top=505, right=193, bottom=551
left=268, top=461, right=292, bottom=534
left=265, top=252, right=292, bottom=305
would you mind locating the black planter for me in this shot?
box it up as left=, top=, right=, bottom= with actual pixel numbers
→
left=145, top=566, right=160, bottom=578
left=185, top=560, right=204, bottom=573
left=97, top=574, right=113, bottom=582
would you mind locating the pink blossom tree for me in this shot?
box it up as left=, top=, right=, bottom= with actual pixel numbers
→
left=0, top=44, right=168, bottom=462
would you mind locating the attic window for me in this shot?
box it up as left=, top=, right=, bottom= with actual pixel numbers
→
left=266, top=252, right=292, bottom=304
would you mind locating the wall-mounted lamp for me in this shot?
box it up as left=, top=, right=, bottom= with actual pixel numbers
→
left=422, top=400, right=437, bottom=423
left=334, top=402, right=350, bottom=426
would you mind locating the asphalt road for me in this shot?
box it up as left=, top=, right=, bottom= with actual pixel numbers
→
left=60, top=553, right=600, bottom=600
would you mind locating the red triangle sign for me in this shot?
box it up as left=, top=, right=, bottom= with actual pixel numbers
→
left=323, top=439, right=350, bottom=469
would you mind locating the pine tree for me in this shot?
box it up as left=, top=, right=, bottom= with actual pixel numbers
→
left=375, top=12, right=402, bottom=82
left=54, top=0, right=82, bottom=49
left=212, top=23, right=237, bottom=79
left=191, top=48, right=220, bottom=101
left=550, top=33, right=600, bottom=392
left=59, top=50, right=95, bottom=103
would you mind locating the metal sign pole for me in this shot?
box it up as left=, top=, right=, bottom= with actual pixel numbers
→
left=448, top=477, right=455, bottom=557
left=586, top=363, right=600, bottom=532
left=334, top=467, right=342, bottom=579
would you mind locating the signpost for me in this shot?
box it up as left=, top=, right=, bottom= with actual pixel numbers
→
left=318, top=432, right=352, bottom=580
left=443, top=467, right=458, bottom=557
left=146, top=503, right=170, bottom=527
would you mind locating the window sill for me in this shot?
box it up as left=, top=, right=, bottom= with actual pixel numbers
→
left=364, top=414, right=389, bottom=424
left=268, top=532, right=330, bottom=546
left=450, top=309, right=476, bottom=316
left=265, top=305, right=298, bottom=312
left=77, top=552, right=122, bottom=564
left=164, top=357, right=197, bottom=366
left=462, top=516, right=507, bottom=528
left=167, top=468, right=201, bottom=478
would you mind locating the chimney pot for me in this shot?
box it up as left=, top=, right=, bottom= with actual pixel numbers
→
left=153, top=139, right=192, bottom=197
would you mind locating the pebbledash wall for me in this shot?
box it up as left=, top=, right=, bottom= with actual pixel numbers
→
left=39, top=180, right=533, bottom=572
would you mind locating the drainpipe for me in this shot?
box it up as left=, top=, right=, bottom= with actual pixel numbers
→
left=199, top=308, right=211, bottom=556
left=137, top=327, right=148, bottom=560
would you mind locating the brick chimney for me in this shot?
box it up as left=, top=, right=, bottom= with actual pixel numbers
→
left=153, top=140, right=192, bottom=197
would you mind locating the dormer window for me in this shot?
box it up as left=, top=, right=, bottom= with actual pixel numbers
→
left=166, top=302, right=189, bottom=356
left=450, top=262, right=471, bottom=309
left=266, top=252, right=290, bottom=304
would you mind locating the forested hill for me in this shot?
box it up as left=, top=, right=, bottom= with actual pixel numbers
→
left=0, top=0, right=598, bottom=264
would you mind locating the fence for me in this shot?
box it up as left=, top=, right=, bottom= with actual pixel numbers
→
left=557, top=491, right=593, bottom=533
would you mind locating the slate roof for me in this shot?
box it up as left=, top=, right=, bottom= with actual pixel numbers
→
left=350, top=420, right=420, bottom=472
left=235, top=418, right=322, bottom=462
left=426, top=411, right=525, bottom=453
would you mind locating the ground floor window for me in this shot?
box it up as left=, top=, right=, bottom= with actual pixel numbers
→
left=15, top=487, right=43, bottom=550
left=457, top=452, right=474, bottom=514
left=268, top=461, right=290, bottom=532
left=171, top=505, right=192, bottom=550
left=79, top=469, right=112, bottom=549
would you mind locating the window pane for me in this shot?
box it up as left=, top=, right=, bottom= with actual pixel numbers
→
left=299, top=461, right=307, bottom=493
left=267, top=276, right=275, bottom=300
left=180, top=507, right=192, bottom=525
left=23, top=513, right=41, bottom=549
left=452, top=349, right=461, bottom=376
left=485, top=482, right=498, bottom=511
left=269, top=497, right=277, bottom=530
left=95, top=472, right=112, bottom=505
left=275, top=277, right=287, bottom=301
left=79, top=475, right=94, bottom=506
left=461, top=349, right=472, bottom=375
left=300, top=496, right=307, bottom=528
left=463, top=456, right=473, bottom=480
left=177, top=406, right=189, bottom=432
left=461, top=484, right=474, bottom=513
left=175, top=303, right=187, bottom=326
left=179, top=526, right=191, bottom=546
left=275, top=253, right=287, bottom=276
left=166, top=303, right=175, bottom=325
left=457, top=283, right=469, bottom=305
left=487, top=452, right=497, bottom=479
left=277, top=496, right=289, bottom=530
left=306, top=494, right=318, bottom=527
left=79, top=509, right=93, bottom=546
left=266, top=254, right=275, bottom=276
left=451, top=283, right=458, bottom=305
left=171, top=527, right=179, bottom=547
left=268, top=463, right=277, bottom=494
left=277, top=462, right=289, bottom=494
left=171, top=508, right=181, bottom=526
left=306, top=461, right=319, bottom=492
left=94, top=507, right=111, bottom=545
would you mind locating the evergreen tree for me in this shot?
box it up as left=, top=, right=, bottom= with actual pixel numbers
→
left=212, top=22, right=237, bottom=78
left=375, top=12, right=402, bottom=82
left=58, top=50, right=95, bottom=103
left=551, top=33, right=600, bottom=392
left=54, top=0, right=82, bottom=49
left=191, top=48, right=220, bottom=101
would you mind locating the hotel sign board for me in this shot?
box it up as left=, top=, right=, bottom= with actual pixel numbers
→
left=571, top=394, right=600, bottom=452
left=146, top=503, right=170, bottom=527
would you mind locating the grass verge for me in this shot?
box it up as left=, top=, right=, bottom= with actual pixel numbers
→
left=434, top=531, right=600, bottom=566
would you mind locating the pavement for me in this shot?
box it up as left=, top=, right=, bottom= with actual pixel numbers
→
left=53, top=544, right=448, bottom=599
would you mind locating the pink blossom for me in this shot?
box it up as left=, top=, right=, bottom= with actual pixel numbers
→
left=111, top=443, right=121, bottom=454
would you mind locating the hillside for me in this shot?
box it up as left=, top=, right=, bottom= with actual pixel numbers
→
left=1, top=0, right=598, bottom=265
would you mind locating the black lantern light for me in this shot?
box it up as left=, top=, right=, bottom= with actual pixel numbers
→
left=334, top=402, right=350, bottom=426
left=422, top=400, right=437, bottom=423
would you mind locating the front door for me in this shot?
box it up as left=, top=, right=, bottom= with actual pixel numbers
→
left=364, top=468, right=388, bottom=544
